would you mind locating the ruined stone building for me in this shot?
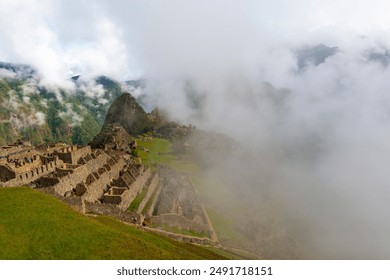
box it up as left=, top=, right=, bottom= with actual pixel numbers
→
left=0, top=142, right=63, bottom=187
left=151, top=165, right=216, bottom=240
left=0, top=124, right=217, bottom=244
left=0, top=128, right=154, bottom=222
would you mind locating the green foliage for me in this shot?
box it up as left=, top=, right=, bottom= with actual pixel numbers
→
left=0, top=188, right=226, bottom=260
left=46, top=103, right=71, bottom=143
left=20, top=127, right=45, bottom=144
left=0, top=122, right=15, bottom=145
left=0, top=76, right=121, bottom=145
left=0, top=79, right=11, bottom=100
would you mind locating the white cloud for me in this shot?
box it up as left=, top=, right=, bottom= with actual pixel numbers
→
left=0, top=68, right=17, bottom=79
left=58, top=103, right=83, bottom=127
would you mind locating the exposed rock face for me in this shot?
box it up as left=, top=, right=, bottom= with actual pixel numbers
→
left=89, top=123, right=132, bottom=151
left=102, top=92, right=152, bottom=136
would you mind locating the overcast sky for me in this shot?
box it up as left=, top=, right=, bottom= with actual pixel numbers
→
left=1, top=0, right=390, bottom=82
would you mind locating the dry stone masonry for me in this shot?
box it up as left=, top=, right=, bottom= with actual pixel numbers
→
left=0, top=123, right=218, bottom=245
left=0, top=128, right=152, bottom=224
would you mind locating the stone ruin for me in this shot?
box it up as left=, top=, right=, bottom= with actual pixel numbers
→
left=151, top=165, right=218, bottom=242
left=0, top=125, right=218, bottom=245
left=0, top=128, right=153, bottom=225
left=0, top=141, right=63, bottom=187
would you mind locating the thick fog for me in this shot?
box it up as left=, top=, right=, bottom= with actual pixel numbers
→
left=2, top=0, right=390, bottom=258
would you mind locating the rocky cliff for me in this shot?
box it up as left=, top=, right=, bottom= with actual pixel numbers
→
left=102, top=92, right=152, bottom=136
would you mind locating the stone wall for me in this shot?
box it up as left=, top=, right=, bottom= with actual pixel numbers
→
left=62, top=196, right=85, bottom=213
left=137, top=172, right=159, bottom=213
left=36, top=186, right=85, bottom=213
left=85, top=201, right=141, bottom=224
left=151, top=213, right=211, bottom=235
left=55, top=145, right=91, bottom=164
left=102, top=194, right=122, bottom=204
left=8, top=155, right=42, bottom=173
left=0, top=146, right=22, bottom=157
left=0, top=166, right=16, bottom=182
left=51, top=152, right=110, bottom=196
left=81, top=156, right=125, bottom=202
left=1, top=158, right=63, bottom=187
left=117, top=168, right=152, bottom=210
left=146, top=181, right=162, bottom=216
left=143, top=227, right=219, bottom=247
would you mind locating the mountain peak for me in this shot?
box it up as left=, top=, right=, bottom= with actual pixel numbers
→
left=102, top=92, right=152, bottom=136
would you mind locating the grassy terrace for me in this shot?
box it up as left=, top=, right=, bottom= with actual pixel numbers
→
left=141, top=185, right=160, bottom=215
left=137, top=138, right=199, bottom=173
left=0, top=187, right=226, bottom=260
left=127, top=188, right=148, bottom=212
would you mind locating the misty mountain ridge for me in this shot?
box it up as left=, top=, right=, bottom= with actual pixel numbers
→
left=0, top=61, right=198, bottom=146
left=2, top=41, right=386, bottom=148
left=296, top=44, right=339, bottom=70
left=0, top=62, right=128, bottom=145
left=0, top=61, right=37, bottom=79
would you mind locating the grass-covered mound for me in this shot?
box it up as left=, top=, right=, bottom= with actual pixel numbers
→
left=0, top=187, right=226, bottom=260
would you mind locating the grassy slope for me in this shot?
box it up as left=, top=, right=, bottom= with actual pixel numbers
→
left=137, top=138, right=199, bottom=173
left=0, top=187, right=226, bottom=260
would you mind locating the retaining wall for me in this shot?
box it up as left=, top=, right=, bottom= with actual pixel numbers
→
left=137, top=173, right=159, bottom=213
left=151, top=213, right=210, bottom=234
left=117, top=168, right=152, bottom=210
left=85, top=201, right=141, bottom=224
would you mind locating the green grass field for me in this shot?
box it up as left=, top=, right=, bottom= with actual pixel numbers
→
left=0, top=187, right=227, bottom=260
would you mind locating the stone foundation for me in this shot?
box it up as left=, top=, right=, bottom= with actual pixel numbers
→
left=85, top=201, right=141, bottom=224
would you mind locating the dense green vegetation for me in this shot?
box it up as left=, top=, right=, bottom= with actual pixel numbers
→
left=0, top=188, right=226, bottom=260
left=0, top=75, right=122, bottom=146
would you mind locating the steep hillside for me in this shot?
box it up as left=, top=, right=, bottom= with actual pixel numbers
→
left=0, top=187, right=226, bottom=260
left=102, top=92, right=153, bottom=136
left=0, top=63, right=124, bottom=146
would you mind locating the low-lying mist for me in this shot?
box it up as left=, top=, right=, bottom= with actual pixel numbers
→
left=140, top=45, right=390, bottom=258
